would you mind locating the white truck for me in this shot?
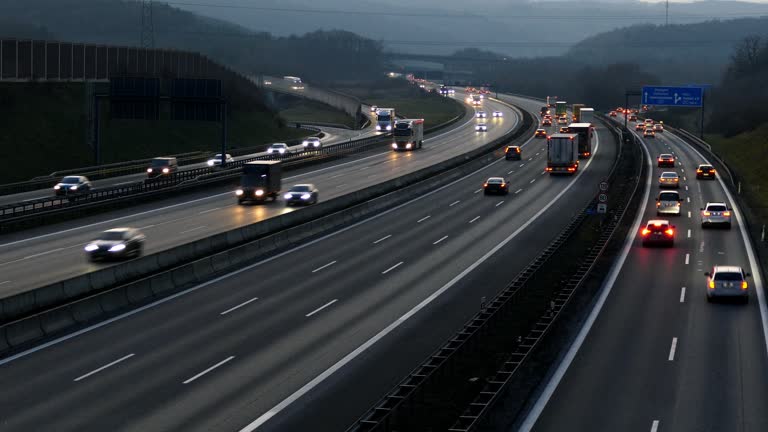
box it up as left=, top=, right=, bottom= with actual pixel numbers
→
left=579, top=108, right=594, bottom=124
left=546, top=133, right=580, bottom=175
left=392, top=119, right=424, bottom=151
left=375, top=108, right=396, bottom=132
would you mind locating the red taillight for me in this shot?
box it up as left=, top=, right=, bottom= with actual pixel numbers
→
left=641, top=228, right=650, bottom=236
left=696, top=169, right=702, bottom=173
left=703, top=211, right=711, bottom=216
left=742, top=281, right=748, bottom=290
left=724, top=211, right=731, bottom=216
left=545, top=167, right=552, bottom=172
left=665, top=229, right=674, bottom=236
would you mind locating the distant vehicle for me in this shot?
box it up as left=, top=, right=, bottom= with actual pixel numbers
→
left=84, top=228, right=145, bottom=261
left=635, top=123, right=646, bottom=131
left=656, top=190, right=682, bottom=216
left=470, top=94, right=482, bottom=106
left=302, top=137, right=323, bottom=150
left=207, top=153, right=234, bottom=167
left=283, top=76, right=302, bottom=83
left=542, top=118, right=553, bottom=126
left=476, top=111, right=487, bottom=118
left=284, top=184, right=319, bottom=206
left=263, top=80, right=272, bottom=85
left=392, top=119, right=424, bottom=151
left=53, top=175, right=91, bottom=196
left=147, top=157, right=178, bottom=178
left=505, top=145, right=522, bottom=160
left=629, top=114, right=638, bottom=121
left=696, top=164, right=716, bottom=179
left=370, top=105, right=378, bottom=112
left=546, top=96, right=558, bottom=108
left=483, top=177, right=509, bottom=195
left=643, top=128, right=656, bottom=138
left=375, top=108, right=396, bottom=131
left=579, top=108, right=594, bottom=124
left=653, top=123, right=664, bottom=132
left=290, top=85, right=305, bottom=90
left=644, top=118, right=654, bottom=125
left=659, top=171, right=680, bottom=188
left=609, top=111, right=617, bottom=117
left=236, top=161, right=282, bottom=204
left=705, top=265, right=750, bottom=303
left=546, top=133, right=579, bottom=175
left=572, top=104, right=585, bottom=122
left=559, top=126, right=569, bottom=133
left=657, top=154, right=676, bottom=168
left=641, top=219, right=676, bottom=247
left=567, top=123, right=594, bottom=158
left=535, top=128, right=547, bottom=138
left=557, top=116, right=568, bottom=125
left=267, top=143, right=292, bottom=156
left=492, top=110, right=503, bottom=118
left=541, top=106, right=550, bottom=117
left=701, top=202, right=732, bottom=229
left=555, top=101, right=567, bottom=118
left=475, top=123, right=488, bottom=132
left=543, top=115, right=552, bottom=120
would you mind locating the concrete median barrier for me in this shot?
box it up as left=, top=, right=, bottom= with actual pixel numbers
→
left=40, top=307, right=76, bottom=336
left=71, top=297, right=104, bottom=323
left=33, top=283, right=67, bottom=311
left=62, top=276, right=94, bottom=300
left=89, top=268, right=118, bottom=292
left=99, top=287, right=130, bottom=314
left=126, top=279, right=153, bottom=305
left=0, top=291, right=36, bottom=322
left=6, top=318, right=44, bottom=348
left=150, top=272, right=176, bottom=297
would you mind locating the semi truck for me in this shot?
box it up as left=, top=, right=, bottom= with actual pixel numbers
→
left=579, top=108, right=594, bottom=124
left=546, top=134, right=580, bottom=175
left=375, top=108, right=396, bottom=132
left=555, top=101, right=568, bottom=118
left=567, top=122, right=594, bottom=158
left=572, top=104, right=585, bottom=122
left=547, top=96, right=558, bottom=108
left=392, top=119, right=424, bottom=151
left=236, top=161, right=282, bottom=204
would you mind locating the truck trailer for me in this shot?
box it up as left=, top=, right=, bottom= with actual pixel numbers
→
left=546, top=134, right=580, bottom=175
left=392, top=119, right=424, bottom=151
left=579, top=108, right=594, bottom=124
left=567, top=123, right=594, bottom=158
left=236, top=161, right=282, bottom=203
left=572, top=104, right=585, bottom=122
left=555, top=101, right=568, bottom=118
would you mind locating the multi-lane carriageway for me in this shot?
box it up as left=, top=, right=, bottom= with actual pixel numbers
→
left=0, top=94, right=618, bottom=431
left=521, top=118, right=768, bottom=432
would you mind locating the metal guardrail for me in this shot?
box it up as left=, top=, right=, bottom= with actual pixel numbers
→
left=347, top=116, right=638, bottom=432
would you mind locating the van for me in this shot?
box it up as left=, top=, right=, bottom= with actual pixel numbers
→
left=147, top=157, right=178, bottom=178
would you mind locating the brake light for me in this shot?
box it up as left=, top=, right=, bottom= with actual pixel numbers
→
left=709, top=280, right=715, bottom=289
left=483, top=183, right=488, bottom=187
left=742, top=281, right=748, bottom=290
left=653, top=222, right=662, bottom=226
left=703, top=211, right=711, bottom=216
left=724, top=211, right=731, bottom=216
left=665, top=228, right=674, bottom=236
left=696, top=169, right=702, bottom=173
left=641, top=228, right=650, bottom=236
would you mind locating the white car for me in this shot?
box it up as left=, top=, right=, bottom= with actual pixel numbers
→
left=475, top=123, right=488, bottom=132
left=207, top=153, right=234, bottom=167
left=492, top=111, right=503, bottom=118
left=476, top=111, right=487, bottom=118
left=302, top=137, right=322, bottom=150
left=266, top=143, right=291, bottom=156
left=656, top=190, right=682, bottom=216
left=701, top=202, right=732, bottom=229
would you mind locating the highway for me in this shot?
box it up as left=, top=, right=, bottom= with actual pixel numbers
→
left=522, top=119, right=768, bottom=431
left=0, top=95, right=618, bottom=431
left=0, top=90, right=506, bottom=296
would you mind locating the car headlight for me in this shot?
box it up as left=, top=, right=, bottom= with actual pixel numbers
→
left=84, top=244, right=99, bottom=252
left=255, top=190, right=264, bottom=196
left=162, top=168, right=169, bottom=173
left=70, top=185, right=78, bottom=190
left=301, top=193, right=311, bottom=200
left=108, top=244, right=126, bottom=252
left=376, top=125, right=382, bottom=131
left=284, top=193, right=293, bottom=199
left=406, top=143, right=412, bottom=149
left=386, top=125, right=392, bottom=131
left=302, top=141, right=309, bottom=147
left=313, top=142, right=320, bottom=147
left=279, top=149, right=285, bottom=154
left=392, top=143, right=398, bottom=149
left=147, top=168, right=153, bottom=173
left=235, top=189, right=244, bottom=196
left=54, top=185, right=61, bottom=190
left=207, top=160, right=215, bottom=166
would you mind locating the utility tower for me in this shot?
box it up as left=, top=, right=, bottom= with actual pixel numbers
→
left=141, top=0, right=155, bottom=48
left=665, top=0, right=669, bottom=26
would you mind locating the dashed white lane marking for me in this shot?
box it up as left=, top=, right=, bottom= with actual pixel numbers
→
left=496, top=201, right=505, bottom=207
left=699, top=241, right=705, bottom=253
left=540, top=171, right=547, bottom=176
left=668, top=338, right=678, bottom=361
left=687, top=229, right=691, bottom=238
left=688, top=211, right=691, bottom=218
left=651, top=420, right=660, bottom=432
left=311, top=260, right=337, bottom=273
left=198, top=207, right=220, bottom=214
left=381, top=261, right=404, bottom=275
left=417, top=215, right=431, bottom=223
left=684, top=177, right=687, bottom=181
left=474, top=189, right=483, bottom=194
left=0, top=281, right=10, bottom=286
left=685, top=186, right=689, bottom=191
left=180, top=226, right=206, bottom=234
left=449, top=200, right=461, bottom=207
left=687, top=197, right=691, bottom=203
left=305, top=299, right=339, bottom=317
left=469, top=216, right=481, bottom=224
left=373, top=235, right=392, bottom=244
left=520, top=163, right=526, bottom=167
left=685, top=253, right=690, bottom=265
left=680, top=287, right=686, bottom=303
left=220, top=297, right=259, bottom=315
left=508, top=170, right=515, bottom=174
left=530, top=179, right=536, bottom=184
left=433, top=236, right=448, bottom=245
left=330, top=174, right=344, bottom=179
left=74, top=353, right=135, bottom=382
left=183, top=356, right=235, bottom=384
left=681, top=168, right=685, bottom=173
left=24, top=248, right=64, bottom=260
left=515, top=189, right=523, bottom=194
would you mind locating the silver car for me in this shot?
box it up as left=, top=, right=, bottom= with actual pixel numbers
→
left=705, top=265, right=750, bottom=303
left=656, top=191, right=682, bottom=216
left=658, top=171, right=680, bottom=189
left=302, top=137, right=322, bottom=150
left=475, top=123, right=488, bottom=132
left=266, top=143, right=291, bottom=156
left=701, top=202, right=731, bottom=229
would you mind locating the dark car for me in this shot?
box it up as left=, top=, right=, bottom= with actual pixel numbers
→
left=284, top=183, right=319, bottom=206
left=657, top=154, right=676, bottom=168
left=147, top=157, right=178, bottom=178
left=483, top=177, right=509, bottom=195
left=53, top=176, right=91, bottom=197
left=505, top=145, right=522, bottom=160
left=641, top=220, right=676, bottom=247
left=629, top=114, right=638, bottom=121
left=696, top=164, right=716, bottom=179
left=84, top=228, right=145, bottom=261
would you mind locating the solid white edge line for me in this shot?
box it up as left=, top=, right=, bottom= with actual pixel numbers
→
left=668, top=337, right=678, bottom=361
left=220, top=297, right=260, bottom=316
left=676, top=133, right=768, bottom=357
left=680, top=287, right=686, bottom=303
left=305, top=299, right=339, bottom=318
left=518, top=129, right=649, bottom=432
left=238, top=128, right=601, bottom=432
left=183, top=356, right=235, bottom=384
left=74, top=353, right=135, bottom=382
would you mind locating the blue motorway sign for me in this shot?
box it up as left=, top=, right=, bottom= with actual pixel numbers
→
left=642, top=86, right=703, bottom=107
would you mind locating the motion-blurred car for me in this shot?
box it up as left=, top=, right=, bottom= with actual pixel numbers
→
left=559, top=126, right=569, bottom=133
left=542, top=118, right=553, bottom=126
left=643, top=128, right=656, bottom=138
left=653, top=123, right=664, bottom=132
left=657, top=153, right=676, bottom=168
left=641, top=220, right=676, bottom=247
left=266, top=143, right=292, bottom=156
left=535, top=129, right=547, bottom=138
left=476, top=111, right=488, bottom=118
left=656, top=190, right=682, bottom=216
left=483, top=177, right=509, bottom=195
left=475, top=123, right=488, bottom=132
left=696, top=164, right=716, bottom=179
left=609, top=111, right=617, bottom=117
left=635, top=123, right=646, bottom=131
left=557, top=116, right=568, bottom=124
left=302, top=137, right=323, bottom=150
left=84, top=228, right=145, bottom=262
left=53, top=176, right=91, bottom=197
left=644, top=119, right=654, bottom=126
left=207, top=153, right=234, bottom=167
left=705, top=265, right=750, bottom=303
left=629, top=114, right=638, bottom=121
left=284, top=184, right=319, bottom=206
left=505, top=145, right=522, bottom=160
left=147, top=157, right=178, bottom=178
left=659, top=171, right=680, bottom=188
left=492, top=110, right=503, bottom=118
left=701, top=202, right=731, bottom=229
